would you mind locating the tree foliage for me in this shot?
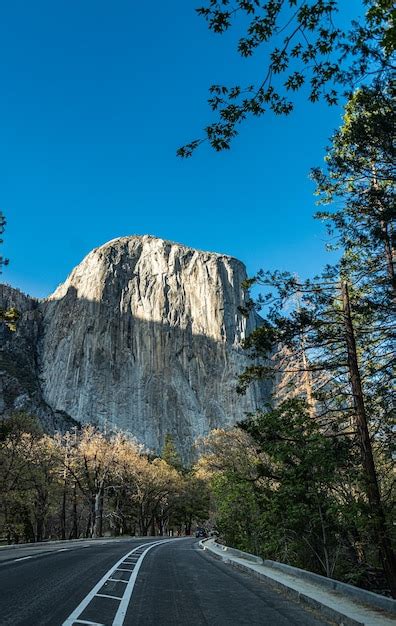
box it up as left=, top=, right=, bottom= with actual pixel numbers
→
left=178, top=1, right=395, bottom=155
left=0, top=212, right=9, bottom=275
left=312, top=78, right=395, bottom=301
left=0, top=211, right=19, bottom=331
left=0, top=419, right=209, bottom=543
left=201, top=398, right=393, bottom=591
left=203, top=79, right=395, bottom=595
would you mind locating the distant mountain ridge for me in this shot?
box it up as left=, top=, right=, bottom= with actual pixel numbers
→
left=0, top=235, right=270, bottom=457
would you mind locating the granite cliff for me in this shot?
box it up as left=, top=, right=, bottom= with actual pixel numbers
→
left=0, top=284, right=78, bottom=432
left=1, top=236, right=269, bottom=457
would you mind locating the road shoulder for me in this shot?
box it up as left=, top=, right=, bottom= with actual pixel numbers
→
left=200, top=538, right=395, bottom=626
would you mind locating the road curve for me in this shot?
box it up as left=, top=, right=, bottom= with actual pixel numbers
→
left=0, top=537, right=329, bottom=625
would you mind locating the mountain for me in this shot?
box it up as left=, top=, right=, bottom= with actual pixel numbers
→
left=0, top=236, right=270, bottom=457
left=0, top=284, right=78, bottom=432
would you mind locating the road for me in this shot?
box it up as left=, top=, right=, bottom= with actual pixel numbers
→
left=0, top=537, right=329, bottom=625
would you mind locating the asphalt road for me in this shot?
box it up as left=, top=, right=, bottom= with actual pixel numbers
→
left=0, top=537, right=329, bottom=625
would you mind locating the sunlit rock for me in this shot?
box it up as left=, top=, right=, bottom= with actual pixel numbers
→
left=1, top=236, right=269, bottom=458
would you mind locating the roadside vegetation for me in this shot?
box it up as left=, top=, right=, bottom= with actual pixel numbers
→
left=197, top=76, right=395, bottom=597
left=0, top=415, right=209, bottom=544
left=177, top=1, right=395, bottom=598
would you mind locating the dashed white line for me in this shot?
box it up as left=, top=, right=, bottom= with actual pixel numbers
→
left=112, top=542, right=174, bottom=626
left=62, top=542, right=158, bottom=626
left=62, top=539, right=177, bottom=626
left=13, top=556, right=32, bottom=562
left=57, top=548, right=69, bottom=552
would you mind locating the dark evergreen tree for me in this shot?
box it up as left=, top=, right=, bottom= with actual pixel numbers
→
left=312, top=78, right=395, bottom=301
left=0, top=211, right=19, bottom=331
left=238, top=265, right=396, bottom=595
left=162, top=433, right=184, bottom=472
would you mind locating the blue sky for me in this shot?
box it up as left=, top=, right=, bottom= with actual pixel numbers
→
left=1, top=1, right=364, bottom=298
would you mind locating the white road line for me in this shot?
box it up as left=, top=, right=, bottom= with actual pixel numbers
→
left=62, top=541, right=169, bottom=626
left=108, top=578, right=128, bottom=584
left=74, top=619, right=105, bottom=626
left=112, top=541, right=175, bottom=626
left=95, top=593, right=121, bottom=601
left=13, top=556, right=32, bottom=562
left=57, top=548, right=69, bottom=552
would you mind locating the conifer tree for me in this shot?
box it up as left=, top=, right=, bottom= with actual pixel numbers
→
left=0, top=211, right=19, bottom=331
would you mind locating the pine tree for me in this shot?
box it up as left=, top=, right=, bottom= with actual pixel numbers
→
left=239, top=265, right=396, bottom=594
left=0, top=212, right=19, bottom=331
left=162, top=433, right=183, bottom=472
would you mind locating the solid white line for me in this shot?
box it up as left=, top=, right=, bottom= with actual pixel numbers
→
left=95, top=593, right=121, bottom=601
left=112, top=540, right=175, bottom=626
left=57, top=548, right=69, bottom=552
left=62, top=541, right=166, bottom=626
left=14, top=556, right=32, bottom=562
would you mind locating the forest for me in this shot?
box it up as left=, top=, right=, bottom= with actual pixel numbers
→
left=0, top=415, right=209, bottom=543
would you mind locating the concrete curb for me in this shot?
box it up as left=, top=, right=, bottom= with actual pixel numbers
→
left=199, top=538, right=395, bottom=626
left=216, top=544, right=263, bottom=564
left=0, top=536, right=149, bottom=565
left=227, top=559, right=363, bottom=626
left=262, top=559, right=396, bottom=615
left=0, top=536, right=135, bottom=550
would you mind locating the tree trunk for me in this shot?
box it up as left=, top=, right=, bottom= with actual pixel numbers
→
left=380, top=219, right=396, bottom=304
left=297, top=290, right=316, bottom=416
left=70, top=482, right=78, bottom=539
left=318, top=502, right=331, bottom=578
left=85, top=513, right=91, bottom=538
left=342, top=281, right=396, bottom=597
left=61, top=481, right=67, bottom=540
left=36, top=516, right=44, bottom=543
left=93, top=486, right=104, bottom=538
left=97, top=490, right=104, bottom=537
left=89, top=496, right=96, bottom=538
left=301, top=336, right=316, bottom=417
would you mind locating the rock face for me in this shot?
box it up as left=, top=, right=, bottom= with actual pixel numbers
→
left=1, top=236, right=269, bottom=457
left=0, top=284, right=78, bottom=432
